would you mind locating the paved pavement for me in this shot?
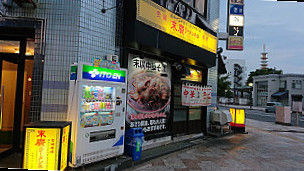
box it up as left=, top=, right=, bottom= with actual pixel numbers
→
left=128, top=119, right=304, bottom=171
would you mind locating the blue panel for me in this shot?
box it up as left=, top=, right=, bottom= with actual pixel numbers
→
left=230, top=4, right=244, bottom=15
left=113, top=135, right=124, bottom=147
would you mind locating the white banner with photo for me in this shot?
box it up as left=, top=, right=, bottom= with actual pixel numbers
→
left=182, top=83, right=211, bottom=106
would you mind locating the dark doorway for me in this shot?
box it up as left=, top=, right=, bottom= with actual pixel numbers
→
left=0, top=37, right=34, bottom=155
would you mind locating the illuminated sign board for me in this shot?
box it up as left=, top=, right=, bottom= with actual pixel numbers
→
left=228, top=26, right=244, bottom=36
left=82, top=65, right=126, bottom=83
left=229, top=15, right=244, bottom=26
left=23, top=128, right=61, bottom=170
left=136, top=0, right=217, bottom=54
left=23, top=122, right=71, bottom=171
left=230, top=4, right=244, bottom=15
left=227, top=0, right=244, bottom=50
left=230, top=0, right=244, bottom=5
left=229, top=108, right=246, bottom=126
left=181, top=68, right=203, bottom=82
left=228, top=36, right=243, bottom=50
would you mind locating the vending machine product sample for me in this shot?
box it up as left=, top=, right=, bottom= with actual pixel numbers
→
left=68, top=63, right=127, bottom=167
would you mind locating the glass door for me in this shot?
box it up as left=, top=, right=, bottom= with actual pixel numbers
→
left=0, top=60, right=18, bottom=153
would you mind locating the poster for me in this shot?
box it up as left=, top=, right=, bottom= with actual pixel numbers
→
left=127, top=54, right=171, bottom=135
left=182, top=83, right=211, bottom=106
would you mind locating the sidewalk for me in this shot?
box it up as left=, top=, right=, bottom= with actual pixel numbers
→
left=2, top=118, right=304, bottom=170
left=130, top=119, right=304, bottom=171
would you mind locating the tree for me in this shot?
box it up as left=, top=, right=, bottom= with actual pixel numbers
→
left=218, top=75, right=233, bottom=98
left=246, top=68, right=282, bottom=85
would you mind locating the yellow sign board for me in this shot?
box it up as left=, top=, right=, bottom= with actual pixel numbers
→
left=229, top=108, right=245, bottom=125
left=181, top=68, right=202, bottom=82
left=60, top=125, right=70, bottom=171
left=136, top=0, right=217, bottom=54
left=23, top=128, right=61, bottom=170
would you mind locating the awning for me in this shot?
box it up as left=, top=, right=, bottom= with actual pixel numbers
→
left=271, top=91, right=288, bottom=98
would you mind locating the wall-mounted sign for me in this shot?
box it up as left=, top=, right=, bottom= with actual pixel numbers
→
left=126, top=54, right=171, bottom=135
left=228, top=26, right=243, bottom=36
left=227, top=0, right=244, bottom=51
left=230, top=4, right=244, bottom=15
left=230, top=0, right=244, bottom=5
left=227, top=36, right=243, bottom=50
left=82, top=65, right=126, bottom=83
left=136, top=0, right=217, bottom=54
left=229, top=15, right=244, bottom=26
left=182, top=83, right=211, bottom=106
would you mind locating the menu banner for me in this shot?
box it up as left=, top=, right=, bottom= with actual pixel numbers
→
left=126, top=54, right=171, bottom=135
left=182, top=83, right=211, bottom=106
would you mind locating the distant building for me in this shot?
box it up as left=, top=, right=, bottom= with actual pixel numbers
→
left=222, top=59, right=246, bottom=90
left=253, top=74, right=304, bottom=108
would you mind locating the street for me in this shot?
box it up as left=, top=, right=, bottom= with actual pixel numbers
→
left=219, top=106, right=304, bottom=128
left=125, top=109, right=304, bottom=171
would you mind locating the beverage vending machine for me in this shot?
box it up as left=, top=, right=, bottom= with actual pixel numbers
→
left=68, top=63, right=127, bottom=167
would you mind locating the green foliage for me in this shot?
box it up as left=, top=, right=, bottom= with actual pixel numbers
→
left=246, top=68, right=282, bottom=85
left=218, top=75, right=233, bottom=98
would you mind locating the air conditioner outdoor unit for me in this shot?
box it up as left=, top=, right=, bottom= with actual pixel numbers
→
left=210, top=110, right=232, bottom=125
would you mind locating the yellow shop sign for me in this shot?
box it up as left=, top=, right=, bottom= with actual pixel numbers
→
left=136, top=0, right=217, bottom=54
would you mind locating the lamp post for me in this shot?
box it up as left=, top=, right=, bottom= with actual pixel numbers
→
left=248, top=83, right=253, bottom=109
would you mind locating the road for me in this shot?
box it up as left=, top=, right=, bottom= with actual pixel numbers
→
left=219, top=106, right=304, bottom=127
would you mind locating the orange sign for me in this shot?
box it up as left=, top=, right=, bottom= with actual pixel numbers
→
left=136, top=0, right=217, bottom=54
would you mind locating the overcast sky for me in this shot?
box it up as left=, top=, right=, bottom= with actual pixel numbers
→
left=218, top=0, right=304, bottom=76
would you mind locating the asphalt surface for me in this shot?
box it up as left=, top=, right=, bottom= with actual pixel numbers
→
left=219, top=106, right=304, bottom=128
left=128, top=119, right=304, bottom=171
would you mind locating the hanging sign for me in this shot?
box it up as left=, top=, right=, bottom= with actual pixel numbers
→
left=227, top=0, right=244, bottom=51
left=182, top=83, right=211, bottom=106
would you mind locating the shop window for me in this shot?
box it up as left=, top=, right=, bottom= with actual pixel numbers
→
left=189, top=107, right=201, bottom=120
left=292, top=80, right=302, bottom=89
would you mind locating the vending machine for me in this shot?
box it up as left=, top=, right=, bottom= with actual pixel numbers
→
left=67, top=63, right=127, bottom=167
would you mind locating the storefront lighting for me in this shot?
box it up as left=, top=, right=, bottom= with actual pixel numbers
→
left=28, top=78, right=32, bottom=82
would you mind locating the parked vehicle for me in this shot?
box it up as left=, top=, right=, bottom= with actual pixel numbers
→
left=265, top=102, right=283, bottom=113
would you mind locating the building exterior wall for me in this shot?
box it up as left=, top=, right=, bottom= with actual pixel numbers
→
left=4, top=0, right=119, bottom=121
left=222, top=59, right=246, bottom=88
left=253, top=74, right=304, bottom=108
left=206, top=0, right=220, bottom=129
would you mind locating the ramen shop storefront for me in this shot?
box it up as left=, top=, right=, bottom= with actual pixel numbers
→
left=123, top=0, right=218, bottom=143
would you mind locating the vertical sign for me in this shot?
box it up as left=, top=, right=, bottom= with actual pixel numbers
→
left=227, top=0, right=244, bottom=50
left=126, top=54, right=171, bottom=135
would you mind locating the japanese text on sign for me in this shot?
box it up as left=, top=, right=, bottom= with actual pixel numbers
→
left=136, top=0, right=217, bottom=54
left=182, top=83, right=211, bottom=106
left=133, top=58, right=167, bottom=72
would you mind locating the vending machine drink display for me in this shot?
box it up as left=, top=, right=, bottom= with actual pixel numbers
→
left=68, top=63, right=127, bottom=167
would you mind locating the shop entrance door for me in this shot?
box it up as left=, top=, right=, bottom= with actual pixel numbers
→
left=0, top=60, right=18, bottom=153
left=0, top=38, right=34, bottom=155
